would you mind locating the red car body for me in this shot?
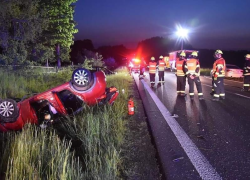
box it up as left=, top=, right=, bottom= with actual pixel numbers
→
left=0, top=69, right=119, bottom=132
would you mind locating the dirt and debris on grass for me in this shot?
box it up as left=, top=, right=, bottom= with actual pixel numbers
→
left=121, top=81, right=161, bottom=180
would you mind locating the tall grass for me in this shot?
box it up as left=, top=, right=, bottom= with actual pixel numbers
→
left=0, top=68, right=72, bottom=99
left=53, top=70, right=132, bottom=179
left=0, top=67, right=132, bottom=179
left=0, top=125, right=84, bottom=180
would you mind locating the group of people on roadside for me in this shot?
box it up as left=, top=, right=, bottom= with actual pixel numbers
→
left=147, top=50, right=250, bottom=101
left=148, top=56, right=169, bottom=86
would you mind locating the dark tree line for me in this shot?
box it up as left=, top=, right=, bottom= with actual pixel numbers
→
left=135, top=37, right=193, bottom=64
left=70, top=40, right=133, bottom=68
left=135, top=36, right=249, bottom=68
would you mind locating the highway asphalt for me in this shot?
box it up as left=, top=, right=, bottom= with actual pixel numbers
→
left=134, top=71, right=250, bottom=180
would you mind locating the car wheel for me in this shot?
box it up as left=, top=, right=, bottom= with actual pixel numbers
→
left=0, top=99, right=19, bottom=122
left=72, top=68, right=92, bottom=88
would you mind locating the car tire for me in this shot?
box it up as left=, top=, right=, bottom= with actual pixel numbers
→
left=0, top=99, right=19, bottom=122
left=72, top=68, right=92, bottom=89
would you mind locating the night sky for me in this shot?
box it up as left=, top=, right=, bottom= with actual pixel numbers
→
left=74, top=0, right=250, bottom=50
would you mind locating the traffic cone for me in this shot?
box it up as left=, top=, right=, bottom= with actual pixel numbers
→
left=128, top=95, right=134, bottom=115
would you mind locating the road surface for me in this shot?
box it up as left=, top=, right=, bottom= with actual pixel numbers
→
left=135, top=70, right=250, bottom=179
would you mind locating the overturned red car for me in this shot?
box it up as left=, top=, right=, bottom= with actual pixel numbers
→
left=0, top=68, right=119, bottom=132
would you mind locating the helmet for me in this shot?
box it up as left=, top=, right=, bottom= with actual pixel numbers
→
left=245, top=54, right=250, bottom=59
left=215, top=49, right=223, bottom=54
left=191, top=51, right=198, bottom=57
left=179, top=51, right=186, bottom=57
left=151, top=57, right=155, bottom=61
left=159, top=55, right=163, bottom=59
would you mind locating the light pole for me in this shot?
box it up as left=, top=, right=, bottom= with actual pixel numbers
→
left=176, top=27, right=188, bottom=50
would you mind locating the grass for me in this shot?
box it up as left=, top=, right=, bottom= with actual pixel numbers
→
left=0, top=67, right=133, bottom=180
left=0, top=126, right=84, bottom=180
left=200, top=68, right=212, bottom=76
left=0, top=67, right=72, bottom=99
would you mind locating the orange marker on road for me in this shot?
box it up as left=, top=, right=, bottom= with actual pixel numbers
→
left=128, top=95, right=134, bottom=115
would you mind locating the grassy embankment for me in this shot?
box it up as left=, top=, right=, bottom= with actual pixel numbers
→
left=0, top=67, right=132, bottom=179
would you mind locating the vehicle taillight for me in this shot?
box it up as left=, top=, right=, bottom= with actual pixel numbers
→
left=226, top=69, right=232, bottom=72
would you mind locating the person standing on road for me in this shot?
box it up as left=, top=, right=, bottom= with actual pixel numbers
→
left=243, top=54, right=250, bottom=91
left=149, top=56, right=157, bottom=87
left=211, top=50, right=226, bottom=101
left=158, top=55, right=166, bottom=85
left=175, top=51, right=187, bottom=96
left=184, top=51, right=204, bottom=100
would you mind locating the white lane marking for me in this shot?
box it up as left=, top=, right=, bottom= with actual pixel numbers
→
left=201, top=82, right=250, bottom=99
left=141, top=79, right=222, bottom=180
left=234, top=93, right=250, bottom=99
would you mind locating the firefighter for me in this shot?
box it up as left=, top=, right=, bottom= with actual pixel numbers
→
left=176, top=51, right=187, bottom=96
left=211, top=50, right=226, bottom=101
left=243, top=54, right=250, bottom=91
left=149, top=56, right=157, bottom=87
left=158, top=55, right=166, bottom=85
left=184, top=51, right=204, bottom=100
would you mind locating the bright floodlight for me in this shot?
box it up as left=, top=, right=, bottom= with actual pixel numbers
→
left=176, top=28, right=188, bottom=38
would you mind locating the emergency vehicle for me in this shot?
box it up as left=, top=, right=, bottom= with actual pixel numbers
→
left=169, top=50, right=198, bottom=71
left=128, top=58, right=141, bottom=73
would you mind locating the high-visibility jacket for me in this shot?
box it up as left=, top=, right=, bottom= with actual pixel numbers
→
left=175, top=58, right=186, bottom=76
left=158, top=60, right=166, bottom=71
left=185, top=58, right=200, bottom=76
left=244, top=60, right=250, bottom=76
left=212, top=58, right=226, bottom=78
left=149, top=61, right=157, bottom=74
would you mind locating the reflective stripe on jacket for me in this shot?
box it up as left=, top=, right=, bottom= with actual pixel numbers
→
left=212, top=58, right=226, bottom=77
left=176, top=58, right=186, bottom=76
left=149, top=62, right=157, bottom=74
left=185, top=58, right=200, bottom=76
left=158, top=60, right=165, bottom=71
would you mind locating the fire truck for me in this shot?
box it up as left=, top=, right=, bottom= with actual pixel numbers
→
left=128, top=58, right=141, bottom=73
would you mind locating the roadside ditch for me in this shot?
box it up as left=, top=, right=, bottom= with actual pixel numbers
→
left=121, top=80, right=162, bottom=180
